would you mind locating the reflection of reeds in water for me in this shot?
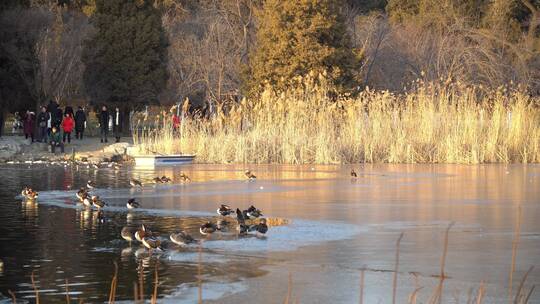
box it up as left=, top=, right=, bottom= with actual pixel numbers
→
left=133, top=79, right=540, bottom=164
left=265, top=217, right=290, bottom=227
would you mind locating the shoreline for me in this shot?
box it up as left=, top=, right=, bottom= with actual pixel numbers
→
left=0, top=135, right=132, bottom=164
left=1, top=135, right=539, bottom=165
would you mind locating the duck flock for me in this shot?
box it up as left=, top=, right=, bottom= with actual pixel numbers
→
left=20, top=169, right=269, bottom=253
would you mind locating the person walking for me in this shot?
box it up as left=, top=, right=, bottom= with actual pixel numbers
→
left=23, top=110, right=35, bottom=143
left=74, top=106, right=86, bottom=140
left=37, top=106, right=49, bottom=143
left=112, top=107, right=123, bottom=142
left=99, top=105, right=109, bottom=143
left=49, top=126, right=64, bottom=153
left=61, top=113, right=74, bottom=143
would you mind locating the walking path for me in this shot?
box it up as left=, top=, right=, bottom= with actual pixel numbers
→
left=0, top=135, right=133, bottom=163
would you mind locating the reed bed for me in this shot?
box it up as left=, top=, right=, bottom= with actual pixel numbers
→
left=133, top=76, right=540, bottom=164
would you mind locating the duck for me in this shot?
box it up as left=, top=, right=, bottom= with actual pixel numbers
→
left=216, top=219, right=230, bottom=232
left=249, top=218, right=268, bottom=235
left=86, top=180, right=96, bottom=189
left=130, top=178, right=143, bottom=188
left=21, top=187, right=30, bottom=197
left=351, top=168, right=358, bottom=178
left=82, top=195, right=93, bottom=208
left=199, top=222, right=219, bottom=235
left=160, top=176, right=172, bottom=183
left=246, top=205, right=263, bottom=219
left=217, top=204, right=234, bottom=216
left=121, top=226, right=138, bottom=245
left=244, top=170, right=256, bottom=180
left=235, top=208, right=249, bottom=235
left=126, top=198, right=140, bottom=209
left=91, top=196, right=107, bottom=209
left=179, top=172, right=191, bottom=182
left=170, top=231, right=198, bottom=246
left=135, top=224, right=151, bottom=242
left=142, top=236, right=163, bottom=251
left=26, top=189, right=39, bottom=200
left=76, top=188, right=87, bottom=201
left=237, top=223, right=249, bottom=235
left=153, top=177, right=163, bottom=184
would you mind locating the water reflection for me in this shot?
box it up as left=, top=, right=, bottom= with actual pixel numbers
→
left=0, top=164, right=538, bottom=303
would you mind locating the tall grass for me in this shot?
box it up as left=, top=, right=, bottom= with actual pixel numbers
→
left=133, top=76, right=540, bottom=164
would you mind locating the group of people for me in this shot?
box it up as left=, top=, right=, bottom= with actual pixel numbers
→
left=4, top=102, right=130, bottom=153
left=19, top=100, right=88, bottom=153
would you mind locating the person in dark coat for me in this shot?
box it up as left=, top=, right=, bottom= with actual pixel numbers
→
left=54, top=107, right=63, bottom=128
left=74, top=106, right=86, bottom=140
left=64, top=106, right=74, bottom=117
left=47, top=100, right=58, bottom=127
left=112, top=107, right=123, bottom=142
left=99, top=105, right=109, bottom=143
left=23, top=110, right=35, bottom=142
left=49, top=126, right=64, bottom=153
left=0, top=111, right=4, bottom=138
left=37, top=106, right=49, bottom=142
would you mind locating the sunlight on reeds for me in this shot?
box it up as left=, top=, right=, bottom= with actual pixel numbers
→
left=134, top=75, right=540, bottom=164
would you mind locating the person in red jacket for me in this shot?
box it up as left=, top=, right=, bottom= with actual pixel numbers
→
left=61, top=113, right=74, bottom=143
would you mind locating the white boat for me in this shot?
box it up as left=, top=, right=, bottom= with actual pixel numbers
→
left=134, top=154, right=195, bottom=166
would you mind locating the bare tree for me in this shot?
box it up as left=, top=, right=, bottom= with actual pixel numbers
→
left=0, top=5, right=90, bottom=106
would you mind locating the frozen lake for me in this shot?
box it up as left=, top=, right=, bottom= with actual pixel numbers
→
left=0, top=163, right=538, bottom=303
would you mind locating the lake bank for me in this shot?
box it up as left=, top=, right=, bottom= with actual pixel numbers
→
left=0, top=135, right=132, bottom=164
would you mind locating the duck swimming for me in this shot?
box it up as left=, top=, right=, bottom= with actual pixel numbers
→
left=170, top=231, right=198, bottom=246
left=130, top=178, right=143, bottom=187
left=249, top=218, right=268, bottom=235
left=25, top=189, right=39, bottom=200
left=135, top=224, right=151, bottom=242
left=244, top=170, right=256, bottom=179
left=142, top=236, right=163, bottom=251
left=82, top=195, right=93, bottom=208
left=86, top=180, right=96, bottom=189
left=153, top=177, right=163, bottom=184
left=217, top=204, right=233, bottom=216
left=179, top=173, right=191, bottom=182
left=21, top=187, right=29, bottom=197
left=121, top=226, right=138, bottom=245
left=351, top=168, right=358, bottom=178
left=200, top=222, right=219, bottom=235
left=76, top=188, right=88, bottom=201
left=91, top=196, right=107, bottom=209
left=161, top=176, right=172, bottom=183
left=126, top=198, right=140, bottom=209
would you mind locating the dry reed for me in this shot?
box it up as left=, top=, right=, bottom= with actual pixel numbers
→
left=151, top=264, right=159, bottom=304
left=509, top=206, right=523, bottom=303
left=359, top=267, right=365, bottom=304
left=198, top=244, right=203, bottom=304
left=65, top=278, right=70, bottom=304
left=108, top=262, right=118, bottom=304
left=392, top=233, right=404, bottom=304
left=284, top=272, right=293, bottom=304
left=133, top=77, right=540, bottom=164
left=31, top=270, right=39, bottom=304
left=8, top=290, right=16, bottom=303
